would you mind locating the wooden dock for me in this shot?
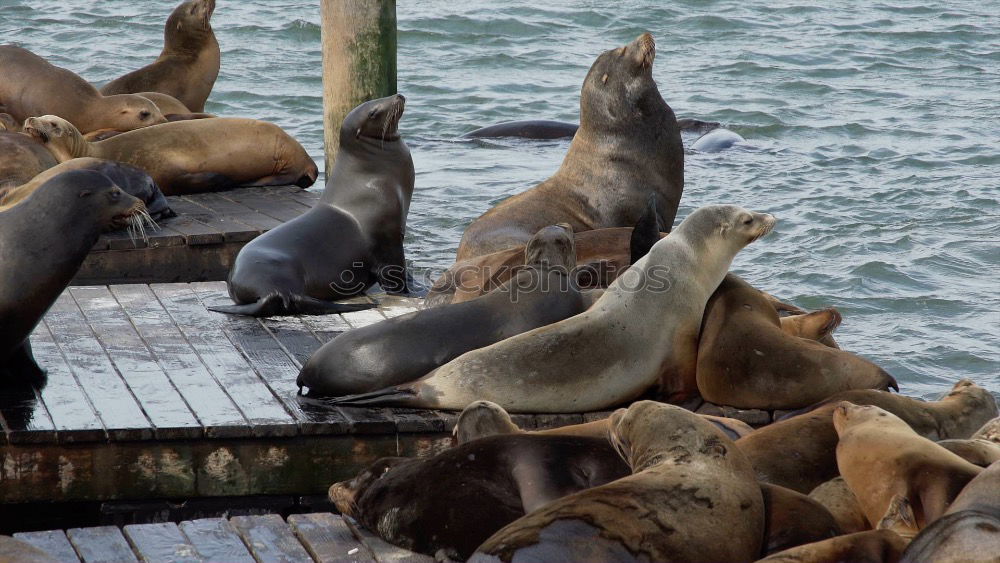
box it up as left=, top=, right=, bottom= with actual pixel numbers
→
left=13, top=513, right=434, bottom=562
left=73, top=186, right=320, bottom=285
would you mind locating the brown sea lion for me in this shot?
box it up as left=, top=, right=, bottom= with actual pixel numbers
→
left=809, top=476, right=870, bottom=534
left=779, top=307, right=841, bottom=348
left=100, top=0, right=219, bottom=113
left=758, top=529, right=909, bottom=563
left=937, top=437, right=1000, bottom=467
left=833, top=402, right=983, bottom=537
left=760, top=482, right=842, bottom=556
left=737, top=381, right=998, bottom=493
left=0, top=45, right=165, bottom=133
left=83, top=92, right=215, bottom=141
left=470, top=401, right=765, bottom=562
left=455, top=33, right=683, bottom=262
left=23, top=115, right=317, bottom=195
left=0, top=131, right=57, bottom=191
left=329, top=434, right=629, bottom=560
left=0, top=113, right=20, bottom=132
left=696, top=274, right=898, bottom=410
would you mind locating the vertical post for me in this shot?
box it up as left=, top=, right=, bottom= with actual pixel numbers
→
left=320, top=0, right=398, bottom=180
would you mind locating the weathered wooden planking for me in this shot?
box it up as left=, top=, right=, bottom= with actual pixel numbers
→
left=123, top=522, right=202, bottom=563
left=13, top=529, right=81, bottom=563
left=288, top=513, right=372, bottom=563
left=0, top=364, right=56, bottom=444
left=182, top=193, right=282, bottom=234
left=344, top=517, right=434, bottom=563
left=166, top=197, right=257, bottom=244
left=230, top=514, right=313, bottom=563
left=218, top=189, right=313, bottom=223
left=67, top=526, right=139, bottom=563
left=178, top=518, right=255, bottom=563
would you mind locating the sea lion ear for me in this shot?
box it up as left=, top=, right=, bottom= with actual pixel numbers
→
left=355, top=128, right=362, bottom=139
left=718, top=221, right=731, bottom=238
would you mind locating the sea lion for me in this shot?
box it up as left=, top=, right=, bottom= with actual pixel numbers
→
left=691, top=127, right=746, bottom=152
left=455, top=33, right=684, bottom=262
left=760, top=482, right=842, bottom=556
left=298, top=224, right=594, bottom=395
left=809, top=476, right=870, bottom=534
left=329, top=434, right=629, bottom=560
left=22, top=115, right=317, bottom=195
left=0, top=170, right=149, bottom=382
left=779, top=307, right=841, bottom=348
left=758, top=529, right=909, bottom=563
left=0, top=45, right=165, bottom=133
left=327, top=205, right=775, bottom=410
left=0, top=158, right=174, bottom=222
left=937, top=437, right=1000, bottom=467
left=100, top=0, right=219, bottom=113
left=0, top=131, right=57, bottom=191
left=83, top=92, right=215, bottom=141
left=470, top=401, right=765, bottom=562
left=462, top=117, right=721, bottom=139
left=0, top=113, right=20, bottom=132
left=209, top=95, right=413, bottom=317
left=833, top=402, right=983, bottom=537
left=737, top=381, right=998, bottom=493
left=696, top=274, right=898, bottom=410
left=0, top=536, right=58, bottom=563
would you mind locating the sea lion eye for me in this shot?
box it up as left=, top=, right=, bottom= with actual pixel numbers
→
left=139, top=110, right=151, bottom=120
left=742, top=216, right=753, bottom=225
left=368, top=109, right=379, bottom=119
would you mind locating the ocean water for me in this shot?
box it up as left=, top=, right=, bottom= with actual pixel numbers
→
left=3, top=1, right=997, bottom=399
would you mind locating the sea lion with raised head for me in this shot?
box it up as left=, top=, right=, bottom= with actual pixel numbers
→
left=470, top=401, right=765, bottom=562
left=455, top=33, right=684, bottom=261
left=328, top=205, right=775, bottom=410
left=329, top=434, right=629, bottom=560
left=100, top=0, right=219, bottom=113
left=22, top=115, right=317, bottom=195
left=209, top=95, right=414, bottom=316
left=0, top=46, right=165, bottom=133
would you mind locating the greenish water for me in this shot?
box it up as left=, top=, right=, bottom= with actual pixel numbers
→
left=4, top=1, right=998, bottom=398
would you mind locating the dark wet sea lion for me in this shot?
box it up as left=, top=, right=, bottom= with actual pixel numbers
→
left=758, top=529, right=909, bottom=563
left=329, top=434, right=629, bottom=561
left=454, top=33, right=684, bottom=261
left=100, top=0, right=220, bottom=113
left=209, top=95, right=413, bottom=317
left=0, top=131, right=57, bottom=191
left=696, top=274, right=898, bottom=410
left=760, top=482, right=842, bottom=556
left=298, top=224, right=591, bottom=396
left=23, top=115, right=317, bottom=196
left=0, top=45, right=165, bottom=133
left=0, top=170, right=148, bottom=382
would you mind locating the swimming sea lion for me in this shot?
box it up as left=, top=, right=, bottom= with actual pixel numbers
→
left=328, top=205, right=775, bottom=410
left=737, top=381, right=997, bottom=494
left=696, top=274, right=898, bottom=410
left=0, top=46, right=165, bottom=133
left=691, top=127, right=746, bottom=152
left=455, top=33, right=684, bottom=261
left=100, top=0, right=220, bottom=113
left=809, top=476, right=870, bottom=534
left=22, top=115, right=317, bottom=195
left=760, top=482, right=842, bottom=556
left=779, top=307, right=841, bottom=348
left=209, top=95, right=413, bottom=317
left=329, top=434, right=629, bottom=560
left=0, top=131, right=57, bottom=191
left=471, top=401, right=765, bottom=562
left=0, top=170, right=149, bottom=382
left=758, top=529, right=909, bottom=563
left=298, top=224, right=592, bottom=395
left=833, top=402, right=982, bottom=537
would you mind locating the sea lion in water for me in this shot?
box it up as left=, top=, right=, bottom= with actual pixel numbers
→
left=760, top=482, right=842, bottom=556
left=298, top=224, right=594, bottom=396
left=462, top=117, right=720, bottom=139
left=0, top=131, right=57, bottom=191
left=0, top=170, right=149, bottom=382
left=470, top=401, right=765, bottom=562
left=0, top=46, right=165, bottom=133
left=209, top=95, right=414, bottom=317
left=691, top=127, right=746, bottom=152
left=329, top=434, right=629, bottom=560
left=737, top=381, right=998, bottom=494
left=696, top=274, right=898, bottom=410
left=455, top=33, right=684, bottom=261
left=100, top=0, right=219, bottom=113
left=809, top=477, right=870, bottom=534
left=328, top=205, right=775, bottom=410
left=758, top=529, right=909, bottom=563
left=833, top=402, right=982, bottom=538
left=22, top=115, right=317, bottom=195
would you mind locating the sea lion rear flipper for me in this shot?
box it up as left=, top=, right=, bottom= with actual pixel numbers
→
left=322, top=386, right=418, bottom=407
left=208, top=293, right=377, bottom=317
left=629, top=193, right=664, bottom=264
left=2, top=340, right=47, bottom=384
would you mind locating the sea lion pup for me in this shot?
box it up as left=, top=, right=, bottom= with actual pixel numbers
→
left=737, top=380, right=998, bottom=494
left=209, top=95, right=413, bottom=317
left=0, top=130, right=57, bottom=191
left=696, top=274, right=898, bottom=410
left=0, top=535, right=58, bottom=563
left=455, top=32, right=684, bottom=261
left=760, top=482, right=842, bottom=556
left=809, top=476, right=870, bottom=534
left=298, top=225, right=590, bottom=395
left=83, top=93, right=215, bottom=141
left=100, top=0, right=219, bottom=113
left=470, top=401, right=765, bottom=563
left=328, top=435, right=629, bottom=560
left=779, top=307, right=841, bottom=348
left=0, top=46, right=165, bottom=134
left=833, top=402, right=983, bottom=537
left=0, top=170, right=149, bottom=382
left=22, top=115, right=317, bottom=195
left=328, top=205, right=775, bottom=410
left=758, top=529, right=909, bottom=563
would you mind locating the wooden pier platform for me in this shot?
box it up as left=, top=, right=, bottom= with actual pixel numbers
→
left=73, top=186, right=320, bottom=285
left=13, top=512, right=434, bottom=562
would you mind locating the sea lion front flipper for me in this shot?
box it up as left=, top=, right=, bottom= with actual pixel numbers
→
left=629, top=193, right=664, bottom=264
left=208, top=293, right=377, bottom=317
left=877, top=493, right=919, bottom=540
left=2, top=340, right=47, bottom=384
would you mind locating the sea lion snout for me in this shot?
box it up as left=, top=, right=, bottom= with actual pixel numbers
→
left=630, top=32, right=656, bottom=68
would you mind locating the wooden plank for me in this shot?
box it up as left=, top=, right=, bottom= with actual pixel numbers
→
left=67, top=526, right=139, bottom=563
left=143, top=225, right=188, bottom=248
left=284, top=188, right=321, bottom=209
left=102, top=229, right=149, bottom=251
left=178, top=518, right=255, bottom=563
left=13, top=529, right=81, bottom=563
left=344, top=517, right=433, bottom=563
left=257, top=317, right=323, bottom=369
left=110, top=284, right=251, bottom=438
left=165, top=197, right=259, bottom=243
left=182, top=193, right=282, bottom=233
left=230, top=514, right=313, bottom=563
left=288, top=513, right=372, bottom=563
left=338, top=307, right=386, bottom=329
left=123, top=523, right=202, bottom=563
left=70, top=286, right=202, bottom=440
left=43, top=293, right=153, bottom=441
left=157, top=215, right=225, bottom=246
left=150, top=284, right=296, bottom=437
left=299, top=315, right=353, bottom=343
left=219, top=189, right=313, bottom=223
left=372, top=295, right=421, bottom=319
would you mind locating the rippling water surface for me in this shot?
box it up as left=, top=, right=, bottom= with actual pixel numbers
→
left=4, top=1, right=998, bottom=398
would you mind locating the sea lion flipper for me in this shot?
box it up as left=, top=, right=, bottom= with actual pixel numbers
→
left=208, top=293, right=377, bottom=317
left=2, top=340, right=46, bottom=384
left=629, top=193, right=664, bottom=264
left=323, top=386, right=417, bottom=407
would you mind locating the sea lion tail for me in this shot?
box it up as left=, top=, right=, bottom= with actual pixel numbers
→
left=208, top=293, right=377, bottom=317
left=320, top=386, right=418, bottom=407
